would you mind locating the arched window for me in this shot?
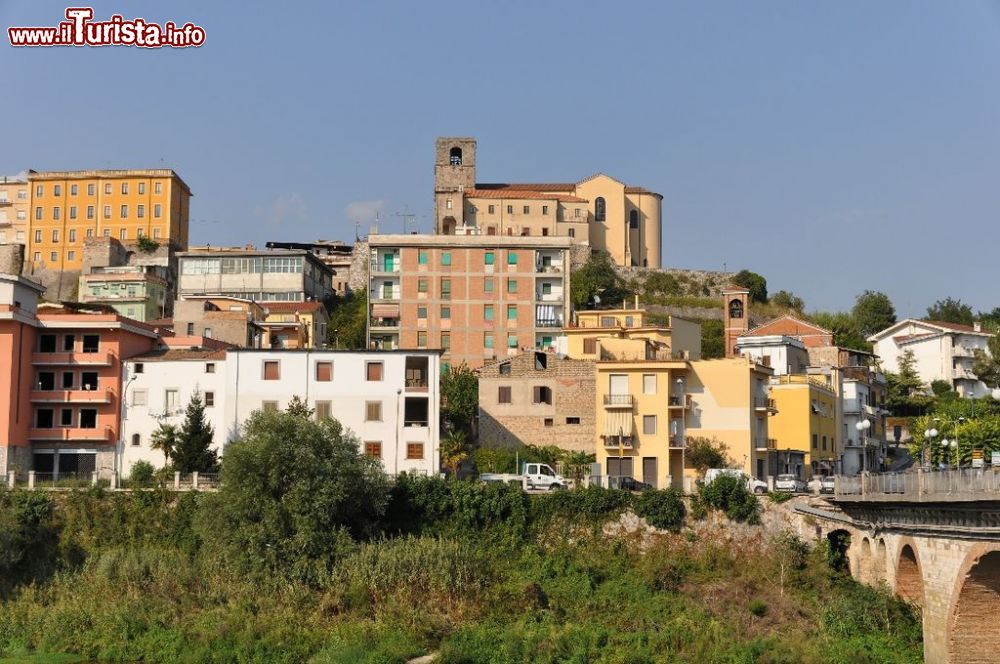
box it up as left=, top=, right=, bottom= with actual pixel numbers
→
left=595, top=197, right=606, bottom=222
left=131, top=433, right=141, bottom=447
left=449, top=147, right=463, bottom=166
left=629, top=210, right=638, bottom=229
left=729, top=299, right=744, bottom=319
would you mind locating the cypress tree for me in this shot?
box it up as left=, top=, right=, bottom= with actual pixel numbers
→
left=173, top=391, right=218, bottom=473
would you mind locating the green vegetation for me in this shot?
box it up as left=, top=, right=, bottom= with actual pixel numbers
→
left=926, top=296, right=974, bottom=325
left=684, top=436, right=732, bottom=476
left=135, top=236, right=160, bottom=253
left=171, top=391, right=217, bottom=473
left=692, top=474, right=761, bottom=524
left=441, top=363, right=478, bottom=438
left=732, top=269, right=768, bottom=303
left=326, top=287, right=368, bottom=349
left=0, top=409, right=923, bottom=663
left=570, top=251, right=630, bottom=309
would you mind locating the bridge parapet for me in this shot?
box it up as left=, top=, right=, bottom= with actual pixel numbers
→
left=835, top=467, right=1000, bottom=503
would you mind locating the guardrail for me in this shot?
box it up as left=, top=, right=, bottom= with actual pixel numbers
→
left=835, top=467, right=1000, bottom=502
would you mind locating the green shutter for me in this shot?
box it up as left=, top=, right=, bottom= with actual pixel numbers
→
left=485, top=252, right=495, bottom=265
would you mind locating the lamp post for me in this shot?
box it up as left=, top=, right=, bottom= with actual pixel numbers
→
left=856, top=419, right=871, bottom=472
left=923, top=427, right=938, bottom=468
left=941, top=438, right=958, bottom=469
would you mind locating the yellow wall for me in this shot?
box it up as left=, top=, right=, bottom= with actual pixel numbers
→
left=769, top=377, right=838, bottom=477
left=0, top=179, right=30, bottom=246
left=26, top=170, right=191, bottom=272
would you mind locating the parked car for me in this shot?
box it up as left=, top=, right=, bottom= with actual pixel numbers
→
left=775, top=474, right=807, bottom=493
left=704, top=468, right=768, bottom=494
left=807, top=476, right=835, bottom=494
left=616, top=476, right=653, bottom=491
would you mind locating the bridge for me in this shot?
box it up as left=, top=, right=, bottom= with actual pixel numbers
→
left=799, top=468, right=1000, bottom=664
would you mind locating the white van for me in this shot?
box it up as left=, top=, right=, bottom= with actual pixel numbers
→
left=704, top=468, right=768, bottom=494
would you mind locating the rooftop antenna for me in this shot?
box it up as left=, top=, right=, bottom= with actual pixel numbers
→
left=396, top=205, right=419, bottom=234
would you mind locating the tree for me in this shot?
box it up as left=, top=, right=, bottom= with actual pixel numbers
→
left=852, top=290, right=896, bottom=337
left=700, top=319, right=725, bottom=359
left=930, top=380, right=956, bottom=398
left=926, top=297, right=974, bottom=326
left=441, top=362, right=478, bottom=437
left=770, top=290, right=804, bottom=312
left=326, top=287, right=368, bottom=349
left=885, top=349, right=932, bottom=415
left=196, top=407, right=389, bottom=584
left=685, top=436, right=732, bottom=476
left=972, top=337, right=1000, bottom=388
left=806, top=311, right=870, bottom=351
left=440, top=430, right=470, bottom=478
left=285, top=395, right=314, bottom=419
left=172, top=391, right=218, bottom=473
left=150, top=423, right=178, bottom=466
left=570, top=251, right=630, bottom=310
left=732, top=269, right=767, bottom=304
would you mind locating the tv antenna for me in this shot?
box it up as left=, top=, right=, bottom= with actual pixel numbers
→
left=396, top=205, right=422, bottom=234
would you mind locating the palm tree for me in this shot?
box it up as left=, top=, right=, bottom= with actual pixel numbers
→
left=440, top=430, right=469, bottom=479
left=150, top=423, right=178, bottom=466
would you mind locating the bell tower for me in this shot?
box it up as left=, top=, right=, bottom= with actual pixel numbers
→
left=723, top=285, right=750, bottom=358
left=434, top=137, right=476, bottom=234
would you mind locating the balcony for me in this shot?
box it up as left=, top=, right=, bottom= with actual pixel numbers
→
left=952, top=346, right=974, bottom=358
left=668, top=394, right=692, bottom=409
left=535, top=317, right=564, bottom=328
left=754, top=397, right=778, bottom=413
left=369, top=257, right=400, bottom=274
left=535, top=292, right=564, bottom=303
left=754, top=437, right=777, bottom=451
left=954, top=367, right=978, bottom=381
left=602, top=435, right=635, bottom=450
left=30, top=388, right=114, bottom=404
left=0, top=198, right=11, bottom=207
left=669, top=435, right=686, bottom=449
left=369, top=317, right=400, bottom=330
left=32, top=350, right=116, bottom=366
left=535, top=263, right=563, bottom=274
left=29, top=426, right=113, bottom=442
left=603, top=394, right=635, bottom=408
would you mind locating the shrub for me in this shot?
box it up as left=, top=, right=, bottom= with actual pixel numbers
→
left=695, top=475, right=760, bottom=524
left=633, top=488, right=686, bottom=532
left=128, top=461, right=155, bottom=486
left=767, top=490, right=794, bottom=504
left=532, top=485, right=633, bottom=525
left=748, top=599, right=768, bottom=617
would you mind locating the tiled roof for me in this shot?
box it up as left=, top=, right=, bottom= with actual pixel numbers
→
left=147, top=317, right=173, bottom=328
left=475, top=182, right=576, bottom=192
left=133, top=348, right=227, bottom=362
left=465, top=189, right=589, bottom=203
left=925, top=320, right=981, bottom=333
left=262, top=301, right=326, bottom=313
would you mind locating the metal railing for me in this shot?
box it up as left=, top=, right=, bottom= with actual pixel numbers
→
left=835, top=467, right=1000, bottom=500
left=603, top=394, right=634, bottom=406
left=754, top=397, right=777, bottom=410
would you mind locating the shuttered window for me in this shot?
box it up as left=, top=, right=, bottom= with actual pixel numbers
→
left=498, top=386, right=512, bottom=404
left=583, top=338, right=597, bottom=354
left=406, top=443, right=424, bottom=460
left=366, top=362, right=383, bottom=381
left=263, top=361, right=280, bottom=380
left=365, top=401, right=382, bottom=421
left=364, top=442, right=382, bottom=458
left=315, top=361, right=332, bottom=382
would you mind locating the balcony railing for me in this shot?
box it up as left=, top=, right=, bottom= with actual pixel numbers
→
left=535, top=264, right=563, bottom=274
left=30, top=387, right=114, bottom=403
left=754, top=397, right=777, bottom=411
left=668, top=394, right=692, bottom=409
left=954, top=367, right=978, bottom=380
left=834, top=467, right=1000, bottom=502
left=0, top=198, right=12, bottom=207
left=32, top=350, right=116, bottom=366
left=952, top=346, right=974, bottom=358
left=369, top=260, right=400, bottom=274
left=369, top=318, right=400, bottom=329
left=535, top=292, right=563, bottom=303
left=602, top=435, right=635, bottom=449
left=669, top=435, right=686, bottom=449
left=405, top=376, right=428, bottom=391
left=754, top=437, right=777, bottom=451
left=603, top=394, right=634, bottom=408
left=29, top=426, right=113, bottom=441
left=404, top=419, right=429, bottom=428
left=535, top=318, right=564, bottom=328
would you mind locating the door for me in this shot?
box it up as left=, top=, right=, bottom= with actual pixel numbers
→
left=756, top=459, right=765, bottom=480
left=642, top=457, right=657, bottom=488
left=383, top=253, right=394, bottom=272
left=607, top=457, right=634, bottom=482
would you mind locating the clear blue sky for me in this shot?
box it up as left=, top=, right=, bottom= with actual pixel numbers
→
left=3, top=0, right=999, bottom=316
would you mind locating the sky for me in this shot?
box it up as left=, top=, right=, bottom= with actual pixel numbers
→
left=2, top=0, right=999, bottom=317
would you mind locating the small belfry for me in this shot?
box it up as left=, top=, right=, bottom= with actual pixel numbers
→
left=722, top=284, right=750, bottom=358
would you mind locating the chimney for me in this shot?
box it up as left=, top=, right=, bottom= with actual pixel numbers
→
left=974, top=322, right=982, bottom=332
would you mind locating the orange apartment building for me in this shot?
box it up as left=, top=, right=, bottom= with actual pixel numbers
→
left=0, top=272, right=163, bottom=478
left=24, top=169, right=191, bottom=278
left=367, top=234, right=571, bottom=370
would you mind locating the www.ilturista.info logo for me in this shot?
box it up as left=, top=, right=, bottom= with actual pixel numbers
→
left=7, top=7, right=205, bottom=48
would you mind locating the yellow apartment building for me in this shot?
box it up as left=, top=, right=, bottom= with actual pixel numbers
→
left=434, top=137, right=662, bottom=268
left=0, top=174, right=31, bottom=247
left=25, top=169, right=191, bottom=273
left=563, top=307, right=702, bottom=361
left=768, top=374, right=839, bottom=479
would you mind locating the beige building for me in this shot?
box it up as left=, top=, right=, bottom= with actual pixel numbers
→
left=173, top=296, right=265, bottom=348
left=478, top=351, right=596, bottom=453
left=265, top=240, right=355, bottom=296
left=177, top=246, right=334, bottom=303
left=0, top=174, right=30, bottom=247
left=367, top=233, right=571, bottom=370
left=433, top=137, right=662, bottom=268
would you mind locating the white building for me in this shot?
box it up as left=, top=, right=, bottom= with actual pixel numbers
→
left=734, top=335, right=810, bottom=376
left=868, top=320, right=994, bottom=397
left=121, top=348, right=442, bottom=477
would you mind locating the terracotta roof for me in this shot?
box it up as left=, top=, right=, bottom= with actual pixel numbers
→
left=147, top=317, right=173, bottom=328
left=133, top=348, right=227, bottom=362
left=722, top=284, right=750, bottom=293
left=465, top=188, right=589, bottom=203
left=924, top=320, right=982, bottom=333
left=475, top=182, right=576, bottom=192
left=262, top=301, right=326, bottom=313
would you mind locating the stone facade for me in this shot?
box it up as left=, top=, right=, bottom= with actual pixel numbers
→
left=0, top=244, right=25, bottom=275
left=479, top=350, right=596, bottom=453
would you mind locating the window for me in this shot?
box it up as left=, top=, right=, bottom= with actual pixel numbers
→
left=34, top=207, right=42, bottom=221
left=417, top=331, right=427, bottom=347
left=50, top=252, right=58, bottom=263
left=523, top=205, right=530, bottom=214
left=69, top=229, right=76, bottom=242
left=36, top=372, right=56, bottom=391
left=261, top=401, right=279, bottom=413
left=87, top=184, right=94, bottom=196
left=69, top=206, right=77, bottom=220
left=52, top=207, right=60, bottom=221
left=154, top=204, right=162, bottom=218
left=822, top=435, right=827, bottom=451
left=63, top=334, right=75, bottom=351
left=103, top=229, right=110, bottom=237
left=186, top=323, right=195, bottom=335
left=365, top=401, right=383, bottom=421
left=35, top=409, right=54, bottom=428
left=119, top=228, right=127, bottom=241
left=583, top=338, right=597, bottom=354
left=417, top=250, right=429, bottom=265
left=121, top=182, right=128, bottom=195
left=82, top=334, right=99, bottom=352
left=132, top=389, right=147, bottom=406
left=566, top=417, right=581, bottom=425
left=507, top=251, right=518, bottom=265
left=508, top=334, right=518, bottom=348
left=130, top=433, right=141, bottom=448
left=120, top=204, right=128, bottom=219
left=153, top=228, right=161, bottom=239
left=53, top=184, right=62, bottom=196
left=484, top=277, right=494, bottom=293
left=34, top=230, right=42, bottom=243
left=33, top=252, right=40, bottom=262
left=406, top=442, right=424, bottom=460
left=315, top=401, right=332, bottom=420
left=104, top=183, right=111, bottom=195
left=35, top=185, right=43, bottom=197
left=366, top=361, right=383, bottom=381
left=440, top=278, right=451, bottom=300
left=812, top=434, right=818, bottom=449
left=507, top=278, right=518, bottom=294
left=446, top=198, right=453, bottom=209
left=203, top=327, right=213, bottom=339
left=87, top=205, right=94, bottom=219
left=507, top=205, right=513, bottom=214
left=728, top=299, right=744, bottom=319
left=417, top=278, right=428, bottom=293
left=541, top=282, right=552, bottom=295
left=542, top=205, right=549, bottom=215
left=155, top=182, right=162, bottom=194
left=532, top=386, right=552, bottom=405
left=205, top=392, right=215, bottom=407
left=484, top=333, right=494, bottom=349
left=595, top=197, right=606, bottom=221
left=81, top=372, right=98, bottom=390
left=263, top=360, right=280, bottom=380
left=498, top=386, right=512, bottom=403
left=499, top=362, right=511, bottom=375
left=137, top=205, right=145, bottom=218
left=104, top=205, right=111, bottom=219
left=484, top=251, right=495, bottom=265
left=441, top=251, right=451, bottom=266
left=441, top=333, right=450, bottom=350
left=60, top=409, right=73, bottom=427
left=315, top=361, right=332, bottom=381
left=417, top=306, right=427, bottom=319
left=544, top=418, right=554, bottom=427
left=205, top=363, right=216, bottom=374
left=488, top=204, right=495, bottom=214
left=507, top=305, right=517, bottom=320
left=484, top=304, right=494, bottom=321
left=643, top=415, right=657, bottom=435
left=364, top=441, right=382, bottom=458
left=51, top=230, right=59, bottom=242
left=138, top=182, right=145, bottom=194
left=643, top=374, right=656, bottom=395
left=61, top=372, right=74, bottom=389
left=629, top=210, right=639, bottom=229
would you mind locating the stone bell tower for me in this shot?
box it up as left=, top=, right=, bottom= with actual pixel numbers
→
left=434, top=137, right=476, bottom=234
left=723, top=285, right=750, bottom=358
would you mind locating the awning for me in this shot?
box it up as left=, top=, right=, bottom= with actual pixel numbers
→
left=371, top=303, right=400, bottom=318
left=603, top=411, right=634, bottom=437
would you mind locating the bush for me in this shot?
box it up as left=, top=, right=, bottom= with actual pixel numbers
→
left=633, top=488, right=686, bottom=532
left=695, top=476, right=760, bottom=524
left=748, top=599, right=768, bottom=617
left=532, top=485, right=633, bottom=525
left=128, top=461, right=155, bottom=486
left=767, top=490, right=794, bottom=504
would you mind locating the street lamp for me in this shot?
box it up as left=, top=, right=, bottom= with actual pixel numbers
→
left=923, top=427, right=938, bottom=468
left=940, top=438, right=958, bottom=469
left=856, top=419, right=872, bottom=472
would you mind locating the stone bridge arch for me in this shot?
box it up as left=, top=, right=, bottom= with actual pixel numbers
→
left=948, top=545, right=1000, bottom=664
left=895, top=538, right=924, bottom=609
left=858, top=537, right=873, bottom=584
left=874, top=538, right=888, bottom=584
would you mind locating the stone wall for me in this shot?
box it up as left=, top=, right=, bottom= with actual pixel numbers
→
left=348, top=241, right=370, bottom=293
left=0, top=243, right=25, bottom=275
